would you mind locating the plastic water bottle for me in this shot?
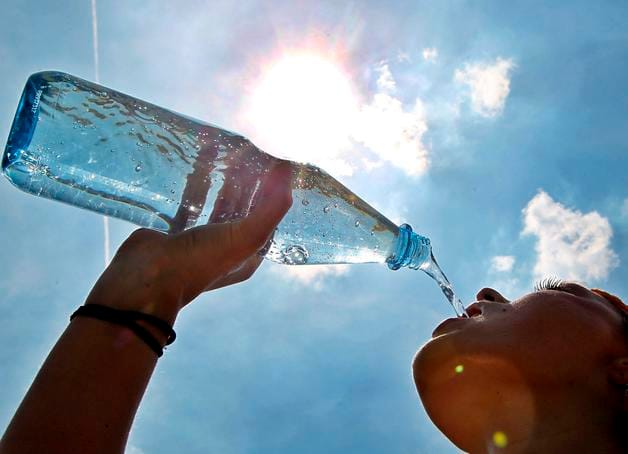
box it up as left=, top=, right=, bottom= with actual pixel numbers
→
left=2, top=72, right=467, bottom=315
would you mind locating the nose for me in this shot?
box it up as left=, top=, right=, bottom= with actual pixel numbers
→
left=475, top=287, right=510, bottom=304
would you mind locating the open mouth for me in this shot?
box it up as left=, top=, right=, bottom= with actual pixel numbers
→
left=431, top=317, right=469, bottom=337
left=431, top=302, right=483, bottom=337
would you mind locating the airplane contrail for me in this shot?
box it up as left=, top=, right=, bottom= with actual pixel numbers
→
left=91, top=0, right=110, bottom=267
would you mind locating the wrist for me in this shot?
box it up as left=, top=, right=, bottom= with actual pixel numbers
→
left=84, top=298, right=180, bottom=326
left=134, top=319, right=171, bottom=348
left=71, top=304, right=176, bottom=357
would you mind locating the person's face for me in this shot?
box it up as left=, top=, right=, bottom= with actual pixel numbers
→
left=413, top=282, right=627, bottom=452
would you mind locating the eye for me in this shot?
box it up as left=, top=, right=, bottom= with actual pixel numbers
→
left=534, top=277, right=569, bottom=292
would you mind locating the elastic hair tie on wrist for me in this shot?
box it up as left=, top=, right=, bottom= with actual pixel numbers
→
left=70, top=304, right=176, bottom=357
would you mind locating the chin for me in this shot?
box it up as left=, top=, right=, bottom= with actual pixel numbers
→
left=412, top=345, right=485, bottom=453
left=412, top=337, right=537, bottom=454
left=412, top=333, right=460, bottom=390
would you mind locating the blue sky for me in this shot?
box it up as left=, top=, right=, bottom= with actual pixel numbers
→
left=1, top=1, right=627, bottom=452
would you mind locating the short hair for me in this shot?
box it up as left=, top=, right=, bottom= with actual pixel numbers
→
left=591, top=289, right=628, bottom=340
left=591, top=289, right=628, bottom=314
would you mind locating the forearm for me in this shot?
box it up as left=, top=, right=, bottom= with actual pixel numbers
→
left=0, top=315, right=173, bottom=454
left=0, top=164, right=291, bottom=453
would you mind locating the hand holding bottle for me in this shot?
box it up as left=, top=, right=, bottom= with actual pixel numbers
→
left=85, top=161, right=293, bottom=325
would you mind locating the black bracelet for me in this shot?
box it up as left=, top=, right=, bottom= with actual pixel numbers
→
left=70, top=304, right=176, bottom=357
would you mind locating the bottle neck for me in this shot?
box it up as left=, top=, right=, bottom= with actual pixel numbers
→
left=387, top=224, right=431, bottom=270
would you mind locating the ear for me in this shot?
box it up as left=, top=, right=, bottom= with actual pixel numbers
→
left=608, top=357, right=628, bottom=411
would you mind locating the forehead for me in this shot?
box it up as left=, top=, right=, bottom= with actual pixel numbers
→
left=514, top=283, right=623, bottom=324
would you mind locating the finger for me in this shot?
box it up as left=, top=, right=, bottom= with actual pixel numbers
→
left=229, top=160, right=293, bottom=256
left=207, top=254, right=264, bottom=291
left=209, top=142, right=269, bottom=223
left=172, top=161, right=292, bottom=265
left=209, top=173, right=245, bottom=223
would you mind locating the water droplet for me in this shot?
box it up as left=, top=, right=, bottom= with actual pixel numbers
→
left=333, top=203, right=338, bottom=209
left=134, top=164, right=142, bottom=172
left=354, top=220, right=360, bottom=227
left=281, top=245, right=309, bottom=265
left=323, top=205, right=331, bottom=213
left=301, top=199, right=310, bottom=206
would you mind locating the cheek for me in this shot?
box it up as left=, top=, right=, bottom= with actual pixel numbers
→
left=479, top=304, right=606, bottom=383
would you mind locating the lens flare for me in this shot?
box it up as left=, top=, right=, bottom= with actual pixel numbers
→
left=492, top=431, right=508, bottom=448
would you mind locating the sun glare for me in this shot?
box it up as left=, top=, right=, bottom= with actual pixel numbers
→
left=246, top=54, right=358, bottom=172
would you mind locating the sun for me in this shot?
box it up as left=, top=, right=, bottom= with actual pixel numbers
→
left=245, top=53, right=358, bottom=173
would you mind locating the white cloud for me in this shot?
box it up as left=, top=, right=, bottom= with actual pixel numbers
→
left=361, top=157, right=384, bottom=171
left=397, top=51, right=410, bottom=63
left=486, top=277, right=524, bottom=300
left=621, top=198, right=628, bottom=219
left=522, top=191, right=619, bottom=282
left=454, top=57, right=515, bottom=117
left=490, top=255, right=515, bottom=273
left=351, top=67, right=429, bottom=176
left=272, top=264, right=350, bottom=290
left=371, top=193, right=409, bottom=226
left=422, top=47, right=438, bottom=62
left=375, top=63, right=396, bottom=92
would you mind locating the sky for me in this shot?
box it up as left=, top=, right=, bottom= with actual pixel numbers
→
left=1, top=0, right=627, bottom=452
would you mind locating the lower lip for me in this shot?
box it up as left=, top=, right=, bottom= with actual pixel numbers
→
left=432, top=317, right=470, bottom=337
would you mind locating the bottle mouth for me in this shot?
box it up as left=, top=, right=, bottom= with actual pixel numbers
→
left=387, top=223, right=431, bottom=270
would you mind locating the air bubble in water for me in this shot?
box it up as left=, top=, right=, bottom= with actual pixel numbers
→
left=323, top=205, right=331, bottom=213
left=354, top=220, right=360, bottom=227
left=134, top=164, right=142, bottom=172
left=281, top=245, right=309, bottom=265
left=301, top=199, right=310, bottom=206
